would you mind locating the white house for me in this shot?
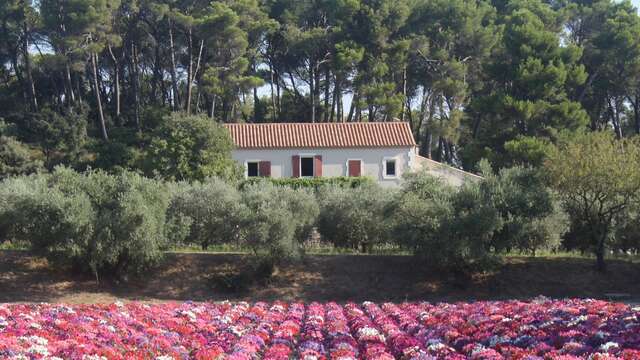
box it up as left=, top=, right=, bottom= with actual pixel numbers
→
left=225, top=122, right=479, bottom=187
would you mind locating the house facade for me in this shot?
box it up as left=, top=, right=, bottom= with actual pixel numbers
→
left=225, top=122, right=418, bottom=187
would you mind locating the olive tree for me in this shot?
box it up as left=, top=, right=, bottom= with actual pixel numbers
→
left=167, top=178, right=245, bottom=249
left=545, top=132, right=640, bottom=271
left=317, top=184, right=395, bottom=252
left=240, top=181, right=319, bottom=264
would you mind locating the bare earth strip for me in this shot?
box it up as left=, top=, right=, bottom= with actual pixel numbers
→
left=0, top=250, right=638, bottom=304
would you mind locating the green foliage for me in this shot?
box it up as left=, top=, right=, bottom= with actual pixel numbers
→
left=240, top=176, right=374, bottom=190
left=145, top=113, right=241, bottom=182
left=394, top=165, right=566, bottom=271
left=546, top=131, right=640, bottom=270
left=0, top=167, right=171, bottom=280
left=167, top=178, right=244, bottom=250
left=239, top=181, right=319, bottom=263
left=8, top=105, right=88, bottom=166
left=393, top=171, right=501, bottom=271
left=503, top=136, right=552, bottom=168
left=478, top=160, right=568, bottom=254
left=317, top=184, right=395, bottom=252
left=0, top=136, right=43, bottom=180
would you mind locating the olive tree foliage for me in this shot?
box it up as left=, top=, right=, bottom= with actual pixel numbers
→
left=0, top=167, right=171, bottom=281
left=478, top=160, right=568, bottom=255
left=393, top=165, right=567, bottom=271
left=393, top=171, right=502, bottom=271
left=0, top=175, right=91, bottom=248
left=166, top=178, right=245, bottom=250
left=317, top=184, right=396, bottom=252
left=546, top=131, right=640, bottom=271
left=145, top=112, right=241, bottom=182
left=239, top=181, right=319, bottom=263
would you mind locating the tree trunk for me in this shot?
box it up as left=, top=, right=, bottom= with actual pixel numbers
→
left=131, top=43, right=141, bottom=132
left=61, top=63, right=74, bottom=103
left=324, top=67, right=330, bottom=122
left=186, top=28, right=193, bottom=113
left=596, top=235, right=606, bottom=272
left=107, top=45, right=120, bottom=121
left=270, top=62, right=277, bottom=121
left=91, top=50, right=109, bottom=141
left=347, top=91, right=358, bottom=122
left=168, top=19, right=181, bottom=110
left=400, top=66, right=407, bottom=121
left=311, top=64, right=316, bottom=123
left=22, top=19, right=38, bottom=111
left=632, top=93, right=640, bottom=135
left=210, top=96, right=216, bottom=119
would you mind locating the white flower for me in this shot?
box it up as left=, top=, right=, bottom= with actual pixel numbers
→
left=28, top=344, right=49, bottom=356
left=114, top=301, right=124, bottom=307
left=0, top=316, right=8, bottom=328
left=179, top=310, right=197, bottom=322
left=11, top=355, right=29, bottom=360
left=19, top=335, right=48, bottom=346
left=82, top=355, right=108, bottom=360
left=29, top=322, right=42, bottom=329
left=356, top=326, right=384, bottom=341
left=470, top=344, right=487, bottom=356
left=155, top=356, right=174, bottom=360
left=568, top=315, right=588, bottom=326
left=599, top=341, right=619, bottom=352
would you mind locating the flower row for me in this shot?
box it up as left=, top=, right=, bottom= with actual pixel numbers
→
left=0, top=299, right=639, bottom=359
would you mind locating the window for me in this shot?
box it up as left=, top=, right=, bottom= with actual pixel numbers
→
left=300, top=156, right=315, bottom=177
left=384, top=158, right=397, bottom=178
left=247, top=162, right=259, bottom=177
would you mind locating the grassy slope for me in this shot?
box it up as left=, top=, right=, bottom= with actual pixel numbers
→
left=0, top=250, right=638, bottom=304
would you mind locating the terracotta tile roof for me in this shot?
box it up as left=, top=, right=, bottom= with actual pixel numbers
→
left=224, top=122, right=417, bottom=149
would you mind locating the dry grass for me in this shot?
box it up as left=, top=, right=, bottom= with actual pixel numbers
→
left=0, top=250, right=638, bottom=304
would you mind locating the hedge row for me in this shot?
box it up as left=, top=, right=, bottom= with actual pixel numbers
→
left=239, top=176, right=373, bottom=190
left=0, top=164, right=568, bottom=279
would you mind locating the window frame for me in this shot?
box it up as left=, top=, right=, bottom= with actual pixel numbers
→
left=383, top=157, right=398, bottom=179
left=298, top=154, right=316, bottom=178
left=244, top=159, right=261, bottom=178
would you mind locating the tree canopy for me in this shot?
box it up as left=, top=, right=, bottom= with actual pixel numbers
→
left=2, top=0, right=640, bottom=172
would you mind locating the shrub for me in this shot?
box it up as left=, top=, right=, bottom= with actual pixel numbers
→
left=48, top=167, right=171, bottom=280
left=478, top=161, right=568, bottom=255
left=167, top=178, right=245, bottom=249
left=394, top=171, right=502, bottom=271
left=0, top=168, right=172, bottom=281
left=240, top=176, right=374, bottom=190
left=317, top=183, right=395, bottom=252
left=0, top=136, right=43, bottom=180
left=144, top=112, right=241, bottom=182
left=239, top=181, right=319, bottom=265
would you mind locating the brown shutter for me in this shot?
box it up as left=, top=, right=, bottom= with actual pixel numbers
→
left=314, top=155, right=323, bottom=177
left=292, top=155, right=300, bottom=178
left=259, top=161, right=271, bottom=177
left=348, top=160, right=361, bottom=177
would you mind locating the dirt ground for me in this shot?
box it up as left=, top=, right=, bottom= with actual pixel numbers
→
left=1, top=250, right=639, bottom=304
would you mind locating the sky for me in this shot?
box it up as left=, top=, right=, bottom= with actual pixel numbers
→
left=633, top=0, right=640, bottom=11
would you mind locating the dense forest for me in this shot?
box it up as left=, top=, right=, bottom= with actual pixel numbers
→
left=1, top=0, right=640, bottom=173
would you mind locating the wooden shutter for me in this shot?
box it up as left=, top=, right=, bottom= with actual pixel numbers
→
left=292, top=155, right=300, bottom=178
left=259, top=161, right=271, bottom=177
left=314, top=155, right=323, bottom=177
left=348, top=160, right=361, bottom=177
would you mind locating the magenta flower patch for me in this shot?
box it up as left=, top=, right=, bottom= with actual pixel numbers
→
left=0, top=299, right=638, bottom=359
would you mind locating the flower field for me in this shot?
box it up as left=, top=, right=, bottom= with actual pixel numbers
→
left=0, top=299, right=639, bottom=359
